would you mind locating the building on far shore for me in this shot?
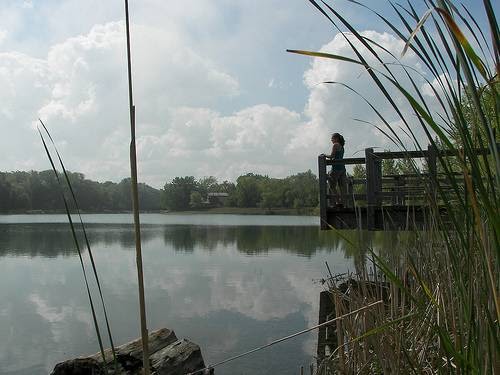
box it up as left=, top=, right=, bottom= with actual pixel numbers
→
left=206, top=192, right=229, bottom=206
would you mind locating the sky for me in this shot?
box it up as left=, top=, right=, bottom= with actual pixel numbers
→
left=0, top=0, right=493, bottom=188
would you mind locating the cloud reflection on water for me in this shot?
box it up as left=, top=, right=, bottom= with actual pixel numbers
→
left=0, top=220, right=363, bottom=374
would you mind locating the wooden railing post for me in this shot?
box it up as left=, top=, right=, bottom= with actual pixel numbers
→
left=427, top=144, right=437, bottom=203
left=318, top=154, right=328, bottom=230
left=391, top=176, right=398, bottom=205
left=365, top=148, right=376, bottom=230
left=374, top=157, right=382, bottom=205
left=396, top=175, right=404, bottom=205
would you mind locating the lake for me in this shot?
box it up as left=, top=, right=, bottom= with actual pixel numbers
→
left=0, top=214, right=360, bottom=374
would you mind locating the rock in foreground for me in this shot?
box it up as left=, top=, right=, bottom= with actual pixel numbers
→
left=51, top=328, right=207, bottom=375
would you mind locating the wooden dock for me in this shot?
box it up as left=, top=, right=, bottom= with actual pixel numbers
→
left=318, top=145, right=475, bottom=230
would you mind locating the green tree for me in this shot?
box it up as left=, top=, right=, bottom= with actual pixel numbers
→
left=189, top=191, right=203, bottom=209
left=0, top=170, right=162, bottom=213
left=351, top=164, right=366, bottom=195
left=396, top=158, right=419, bottom=175
left=0, top=173, right=11, bottom=211
left=116, top=178, right=134, bottom=210
left=219, top=180, right=237, bottom=206
left=235, top=173, right=265, bottom=207
left=283, top=170, right=319, bottom=208
left=197, top=176, right=218, bottom=200
left=162, top=176, right=197, bottom=211
left=382, top=158, right=398, bottom=176
left=460, top=81, right=499, bottom=147
left=260, top=179, right=284, bottom=209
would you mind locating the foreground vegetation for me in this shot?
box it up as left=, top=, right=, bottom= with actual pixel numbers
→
left=290, top=0, right=498, bottom=373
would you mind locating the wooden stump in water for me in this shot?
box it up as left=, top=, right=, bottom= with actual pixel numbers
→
left=51, top=328, right=207, bottom=375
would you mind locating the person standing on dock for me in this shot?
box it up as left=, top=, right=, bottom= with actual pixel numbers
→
left=328, top=133, right=346, bottom=207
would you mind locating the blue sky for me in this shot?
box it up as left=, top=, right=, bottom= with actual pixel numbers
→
left=0, top=0, right=495, bottom=187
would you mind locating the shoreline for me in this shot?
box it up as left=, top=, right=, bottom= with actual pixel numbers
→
left=0, top=207, right=319, bottom=216
left=170, top=206, right=318, bottom=216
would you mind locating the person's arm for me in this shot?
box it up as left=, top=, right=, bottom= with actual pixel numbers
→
left=330, top=142, right=340, bottom=158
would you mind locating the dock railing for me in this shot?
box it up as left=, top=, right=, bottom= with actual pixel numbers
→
left=318, top=144, right=497, bottom=230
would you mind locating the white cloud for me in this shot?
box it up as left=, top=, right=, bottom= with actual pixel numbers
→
left=300, top=30, right=428, bottom=153
left=0, top=21, right=240, bottom=185
left=0, top=30, right=6, bottom=45
left=134, top=104, right=306, bottom=186
left=421, top=73, right=458, bottom=99
left=1, top=18, right=434, bottom=186
left=22, top=1, right=34, bottom=9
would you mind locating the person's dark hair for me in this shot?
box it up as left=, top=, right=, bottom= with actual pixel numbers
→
left=331, top=132, right=345, bottom=147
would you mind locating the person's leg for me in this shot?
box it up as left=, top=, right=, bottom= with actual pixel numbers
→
left=338, top=171, right=347, bottom=206
left=331, top=171, right=341, bottom=204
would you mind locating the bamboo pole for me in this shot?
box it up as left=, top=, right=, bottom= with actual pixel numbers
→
left=123, top=1, right=150, bottom=374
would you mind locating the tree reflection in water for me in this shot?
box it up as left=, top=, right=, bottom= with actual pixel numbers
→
left=0, top=217, right=418, bottom=375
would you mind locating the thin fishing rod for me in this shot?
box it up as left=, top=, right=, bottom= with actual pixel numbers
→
left=187, top=300, right=383, bottom=374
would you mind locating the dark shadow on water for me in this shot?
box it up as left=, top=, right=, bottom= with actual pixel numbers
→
left=161, top=225, right=371, bottom=258
left=0, top=224, right=156, bottom=257
left=0, top=224, right=78, bottom=257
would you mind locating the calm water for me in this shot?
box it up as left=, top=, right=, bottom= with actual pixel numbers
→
left=0, top=214, right=358, bottom=375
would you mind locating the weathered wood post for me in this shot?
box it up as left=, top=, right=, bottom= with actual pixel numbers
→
left=391, top=175, right=397, bottom=205
left=317, top=290, right=336, bottom=362
left=374, top=156, right=382, bottom=206
left=318, top=154, right=328, bottom=230
left=400, top=175, right=406, bottom=205
left=395, top=175, right=404, bottom=205
left=365, top=148, right=376, bottom=230
left=427, top=144, right=437, bottom=203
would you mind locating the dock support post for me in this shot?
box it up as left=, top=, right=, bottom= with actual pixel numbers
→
left=317, top=291, right=336, bottom=363
left=318, top=154, right=328, bottom=230
left=365, top=148, right=376, bottom=230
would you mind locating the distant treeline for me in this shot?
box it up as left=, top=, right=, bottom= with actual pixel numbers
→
left=162, top=170, right=319, bottom=211
left=0, top=171, right=160, bottom=212
left=0, top=170, right=319, bottom=213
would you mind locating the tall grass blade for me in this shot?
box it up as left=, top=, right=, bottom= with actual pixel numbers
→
left=401, top=8, right=433, bottom=57
left=482, top=0, right=500, bottom=76
left=123, top=0, right=150, bottom=373
left=38, top=119, right=117, bottom=366
left=37, top=127, right=108, bottom=370
left=434, top=8, right=489, bottom=80
left=286, top=49, right=362, bottom=65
